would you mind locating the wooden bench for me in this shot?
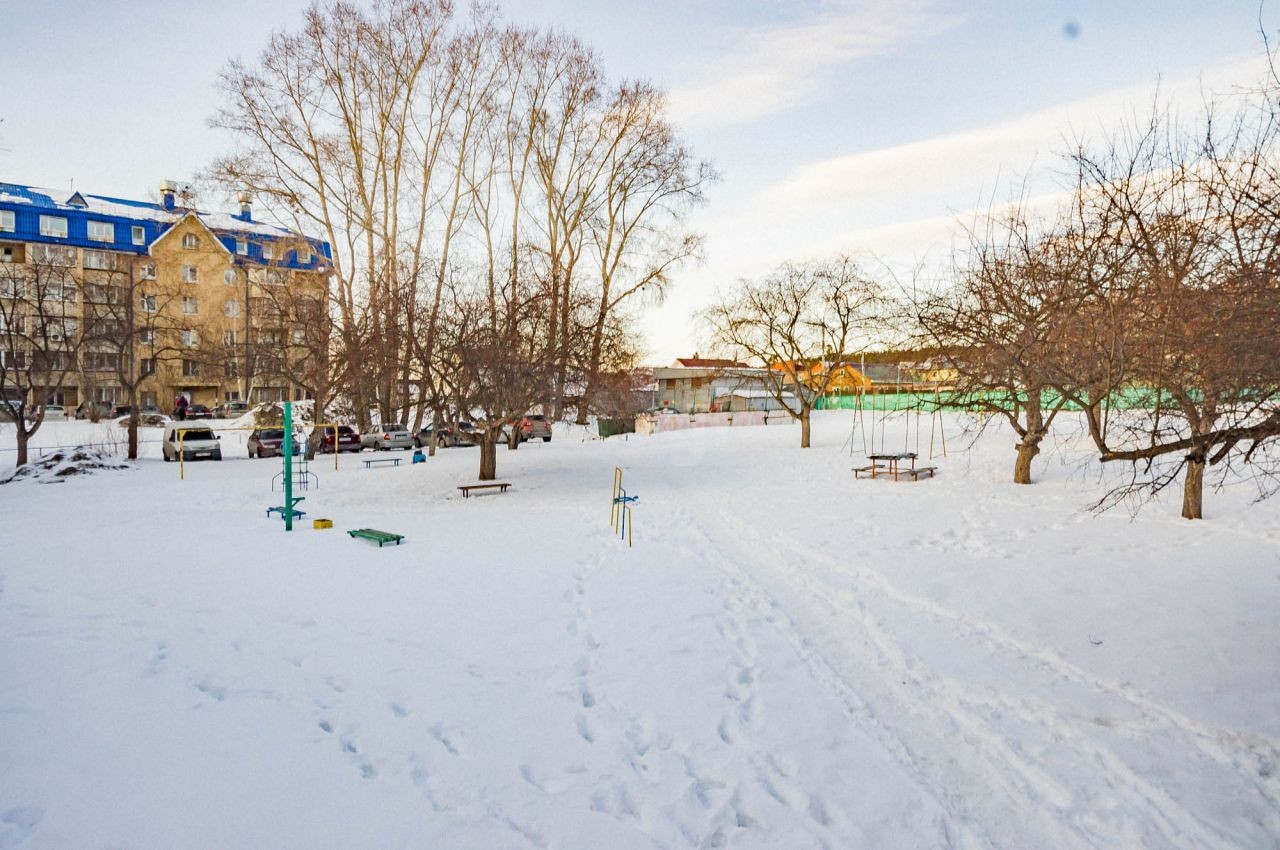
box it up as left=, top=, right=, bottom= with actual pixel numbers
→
left=895, top=466, right=937, bottom=481
left=852, top=464, right=887, bottom=479
left=457, top=482, right=511, bottom=498
left=347, top=528, right=404, bottom=547
left=362, top=457, right=402, bottom=469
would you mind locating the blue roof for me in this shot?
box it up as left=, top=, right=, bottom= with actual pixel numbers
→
left=0, top=181, right=332, bottom=270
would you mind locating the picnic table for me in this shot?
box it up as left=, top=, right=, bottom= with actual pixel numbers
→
left=854, top=452, right=935, bottom=481
left=362, top=457, right=402, bottom=469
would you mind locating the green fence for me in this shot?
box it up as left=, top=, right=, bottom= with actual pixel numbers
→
left=815, top=387, right=1163, bottom=413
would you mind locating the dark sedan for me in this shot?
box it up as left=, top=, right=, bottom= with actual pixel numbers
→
left=311, top=425, right=362, bottom=453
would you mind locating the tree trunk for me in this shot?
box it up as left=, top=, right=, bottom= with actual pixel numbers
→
left=479, top=434, right=497, bottom=481
left=1182, top=454, right=1205, bottom=520
left=16, top=427, right=30, bottom=467
left=126, top=384, right=139, bottom=460
left=427, top=410, right=440, bottom=458
left=800, top=411, right=811, bottom=448
left=1013, top=438, right=1040, bottom=484
left=507, top=426, right=520, bottom=451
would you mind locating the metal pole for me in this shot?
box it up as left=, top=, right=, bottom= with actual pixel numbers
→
left=283, top=400, right=294, bottom=531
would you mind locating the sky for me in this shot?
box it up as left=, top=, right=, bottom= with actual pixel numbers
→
left=0, top=0, right=1275, bottom=362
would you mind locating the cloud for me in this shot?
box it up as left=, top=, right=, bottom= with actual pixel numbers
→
left=668, top=0, right=960, bottom=129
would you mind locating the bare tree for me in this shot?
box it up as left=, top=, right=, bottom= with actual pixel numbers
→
left=912, top=208, right=1105, bottom=484
left=1071, top=102, right=1280, bottom=517
left=705, top=257, right=884, bottom=448
left=0, top=246, right=87, bottom=466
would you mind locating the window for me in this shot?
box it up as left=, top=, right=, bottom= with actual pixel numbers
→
left=0, top=313, right=25, bottom=333
left=87, top=221, right=114, bottom=243
left=1, top=350, right=29, bottom=369
left=84, top=249, right=115, bottom=270
left=42, top=281, right=77, bottom=303
left=223, top=300, right=241, bottom=318
left=223, top=330, right=238, bottom=346
left=182, top=265, right=198, bottom=283
left=84, top=352, right=120, bottom=372
left=224, top=269, right=237, bottom=285
left=34, top=351, right=66, bottom=372
left=236, top=239, right=248, bottom=255
left=39, top=215, right=68, bottom=238
left=140, top=357, right=155, bottom=376
left=224, top=391, right=241, bottom=402
left=92, top=386, right=119, bottom=404
left=139, top=327, right=154, bottom=344
left=182, top=358, right=199, bottom=377
left=224, top=360, right=240, bottom=378
left=258, top=329, right=280, bottom=344
left=85, top=284, right=123, bottom=304
left=291, top=329, right=306, bottom=345
left=262, top=243, right=274, bottom=260
left=139, top=262, right=156, bottom=280
left=46, top=318, right=77, bottom=341
left=0, top=245, right=15, bottom=263
left=0, top=210, right=14, bottom=232
left=0, top=278, right=23, bottom=298
left=142, top=391, right=157, bottom=407
left=182, top=297, right=198, bottom=315
left=297, top=248, right=312, bottom=264
left=254, top=387, right=285, bottom=403
left=132, top=226, right=146, bottom=246
left=182, top=233, right=199, bottom=250
left=30, top=244, right=76, bottom=266
left=181, top=329, right=198, bottom=348
left=140, top=294, right=157, bottom=313
left=259, top=355, right=282, bottom=373
left=264, top=269, right=286, bottom=286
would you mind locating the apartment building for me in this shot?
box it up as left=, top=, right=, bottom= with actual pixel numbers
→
left=0, top=181, right=331, bottom=413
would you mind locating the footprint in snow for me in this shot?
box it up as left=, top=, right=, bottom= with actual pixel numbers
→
left=0, top=807, right=44, bottom=845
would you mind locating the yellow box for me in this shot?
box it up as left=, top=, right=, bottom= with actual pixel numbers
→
left=313, top=519, right=333, bottom=530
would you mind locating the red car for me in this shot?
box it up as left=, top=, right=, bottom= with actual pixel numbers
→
left=310, top=424, right=362, bottom=453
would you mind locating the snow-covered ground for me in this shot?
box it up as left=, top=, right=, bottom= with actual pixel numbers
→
left=1, top=412, right=1277, bottom=849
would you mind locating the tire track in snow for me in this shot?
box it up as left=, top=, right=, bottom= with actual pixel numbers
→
left=692, top=502, right=1269, bottom=849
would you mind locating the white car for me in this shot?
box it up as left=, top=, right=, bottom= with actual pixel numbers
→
left=161, top=424, right=223, bottom=462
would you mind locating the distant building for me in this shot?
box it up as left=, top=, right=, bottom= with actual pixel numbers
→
left=652, top=354, right=772, bottom=413
left=0, top=181, right=331, bottom=412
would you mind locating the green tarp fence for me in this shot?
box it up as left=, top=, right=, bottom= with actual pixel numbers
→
left=815, top=387, right=1165, bottom=412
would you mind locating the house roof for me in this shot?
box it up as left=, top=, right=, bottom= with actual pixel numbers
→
left=0, top=181, right=331, bottom=268
left=672, top=357, right=745, bottom=369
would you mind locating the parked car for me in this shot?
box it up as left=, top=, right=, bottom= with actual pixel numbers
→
left=111, top=404, right=132, bottom=418
left=139, top=403, right=162, bottom=415
left=415, top=421, right=478, bottom=449
left=2, top=399, right=21, bottom=421
left=161, top=424, right=223, bottom=462
left=219, top=401, right=250, bottom=419
left=248, top=428, right=301, bottom=458
left=27, top=404, right=67, bottom=422
left=362, top=422, right=414, bottom=451
left=310, top=424, right=362, bottom=454
left=517, top=414, right=552, bottom=443
left=74, top=400, right=113, bottom=420
left=186, top=404, right=214, bottom=420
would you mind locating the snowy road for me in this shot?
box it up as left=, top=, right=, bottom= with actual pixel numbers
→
left=1, top=414, right=1278, bottom=848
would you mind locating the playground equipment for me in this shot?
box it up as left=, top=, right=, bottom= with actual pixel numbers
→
left=348, top=528, right=405, bottom=547
left=611, top=467, right=638, bottom=547
left=843, top=387, right=949, bottom=462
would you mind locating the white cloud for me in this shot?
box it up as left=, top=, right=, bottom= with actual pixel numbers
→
left=668, top=0, right=960, bottom=129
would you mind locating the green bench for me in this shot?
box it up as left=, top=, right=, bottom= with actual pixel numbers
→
left=347, top=528, right=405, bottom=547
